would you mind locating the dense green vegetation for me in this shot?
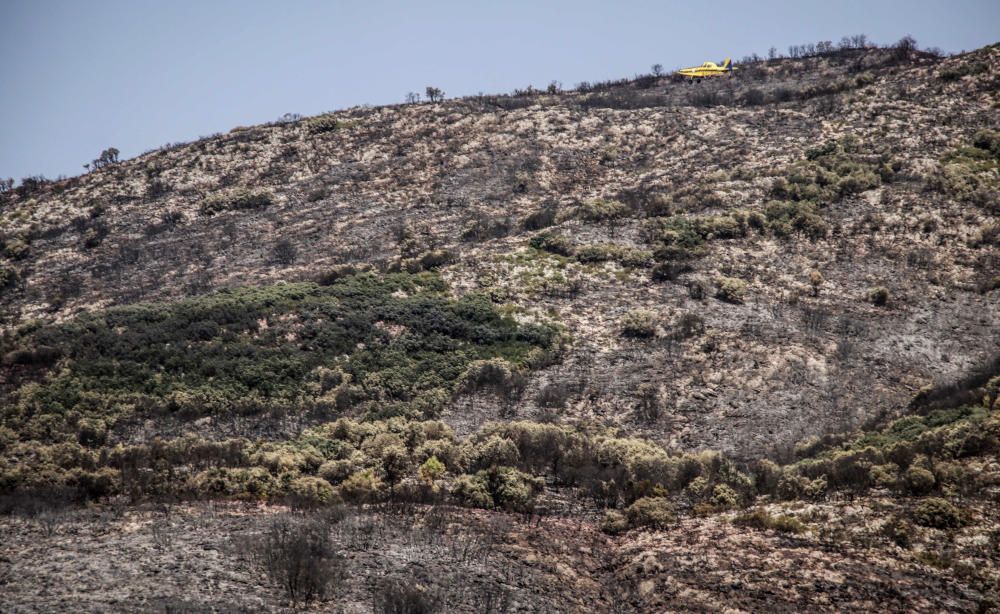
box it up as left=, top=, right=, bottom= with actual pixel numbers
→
left=772, top=137, right=886, bottom=202
left=0, top=272, right=557, bottom=447
left=931, top=129, right=1000, bottom=214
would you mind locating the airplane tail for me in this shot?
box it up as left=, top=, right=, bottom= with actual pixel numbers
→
left=721, top=57, right=732, bottom=71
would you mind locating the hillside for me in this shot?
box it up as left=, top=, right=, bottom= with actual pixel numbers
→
left=1, top=43, right=999, bottom=612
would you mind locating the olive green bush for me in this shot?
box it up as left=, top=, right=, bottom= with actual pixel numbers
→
left=625, top=496, right=675, bottom=529
left=575, top=199, right=629, bottom=222
left=305, top=115, right=343, bottom=134
left=620, top=309, right=658, bottom=338
left=715, top=277, right=747, bottom=304
left=733, top=508, right=805, bottom=534
left=912, top=497, right=965, bottom=529
left=529, top=231, right=575, bottom=256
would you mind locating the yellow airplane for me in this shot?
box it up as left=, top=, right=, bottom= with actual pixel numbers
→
left=676, top=57, right=735, bottom=82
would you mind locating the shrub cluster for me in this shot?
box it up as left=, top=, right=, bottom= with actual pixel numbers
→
left=200, top=189, right=274, bottom=215
left=620, top=309, right=659, bottom=338
left=305, top=115, right=343, bottom=134
left=0, top=272, right=556, bottom=448
left=733, top=508, right=805, bottom=533
left=771, top=139, right=883, bottom=205
left=574, top=244, right=653, bottom=268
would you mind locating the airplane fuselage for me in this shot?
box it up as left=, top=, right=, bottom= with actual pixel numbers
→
left=676, top=58, right=735, bottom=81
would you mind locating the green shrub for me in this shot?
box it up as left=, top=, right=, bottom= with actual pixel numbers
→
left=901, top=466, right=936, bottom=495
left=575, top=244, right=652, bottom=268
left=418, top=456, right=445, bottom=483
left=451, top=473, right=493, bottom=508
left=733, top=508, right=805, bottom=534
left=763, top=201, right=828, bottom=239
left=200, top=189, right=274, bottom=215
left=711, top=484, right=740, bottom=509
left=715, top=277, right=746, bottom=304
left=600, top=510, right=630, bottom=535
left=529, top=232, right=574, bottom=256
left=576, top=199, right=629, bottom=222
left=467, top=434, right=521, bottom=471
left=289, top=476, right=336, bottom=506
left=318, top=460, right=355, bottom=485
left=2, top=236, right=30, bottom=260
left=305, top=115, right=342, bottom=134
left=620, top=309, right=658, bottom=338
left=337, top=470, right=382, bottom=503
left=912, top=497, right=964, bottom=529
left=479, top=466, right=542, bottom=512
left=939, top=61, right=989, bottom=81
left=3, top=272, right=556, bottom=444
left=869, top=463, right=900, bottom=489
left=882, top=515, right=914, bottom=548
left=456, top=358, right=522, bottom=398
left=403, top=249, right=454, bottom=272
left=625, top=496, right=675, bottom=530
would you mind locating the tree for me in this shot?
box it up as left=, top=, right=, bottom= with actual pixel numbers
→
left=768, top=47, right=778, bottom=60
left=894, top=35, right=918, bottom=60
left=651, top=63, right=663, bottom=76
left=425, top=86, right=444, bottom=103
left=405, top=91, right=420, bottom=104
left=253, top=516, right=343, bottom=604
left=0, top=178, right=13, bottom=193
left=91, top=147, right=120, bottom=170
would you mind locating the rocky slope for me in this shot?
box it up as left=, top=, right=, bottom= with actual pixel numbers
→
left=1, top=42, right=998, bottom=612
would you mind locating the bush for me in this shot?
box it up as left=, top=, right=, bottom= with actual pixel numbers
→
left=715, top=277, right=746, bottom=304
left=468, top=434, right=521, bottom=471
left=522, top=205, right=558, bottom=230
left=253, top=516, right=342, bottom=604
left=600, top=509, right=630, bottom=535
left=3, top=236, right=30, bottom=260
left=575, top=244, right=652, bottom=268
left=0, top=266, right=21, bottom=292
left=868, top=286, right=890, bottom=306
left=480, top=465, right=541, bottom=512
left=733, top=508, right=805, bottom=534
left=418, top=456, right=445, bottom=483
left=912, top=497, right=964, bottom=529
left=305, top=115, right=342, bottom=134
left=450, top=473, right=494, bottom=509
left=403, top=249, right=455, bottom=272
left=711, top=484, right=740, bottom=509
left=337, top=470, right=382, bottom=503
left=201, top=189, right=274, bottom=215
left=620, top=309, right=658, bottom=338
left=576, top=199, right=629, bottom=222
left=373, top=577, right=441, bottom=614
left=763, top=201, right=828, bottom=239
left=529, top=232, right=574, bottom=256
left=461, top=217, right=512, bottom=242
left=625, top=496, right=674, bottom=530
left=289, top=477, right=336, bottom=507
left=901, top=466, right=935, bottom=495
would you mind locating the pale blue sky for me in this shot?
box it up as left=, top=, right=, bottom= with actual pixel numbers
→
left=2, top=0, right=998, bottom=181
